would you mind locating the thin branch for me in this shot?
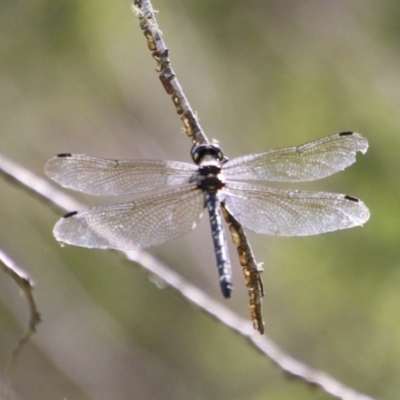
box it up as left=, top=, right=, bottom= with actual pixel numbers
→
left=222, top=204, right=265, bottom=334
left=0, top=152, right=376, bottom=400
left=0, top=249, right=41, bottom=400
left=132, top=0, right=209, bottom=146
left=132, top=0, right=266, bottom=335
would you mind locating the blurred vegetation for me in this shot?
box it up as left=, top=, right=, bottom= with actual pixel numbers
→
left=1, top=0, right=400, bottom=399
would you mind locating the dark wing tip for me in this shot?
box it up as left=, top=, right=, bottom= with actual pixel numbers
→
left=56, top=153, right=72, bottom=158
left=344, top=195, right=360, bottom=202
left=339, top=131, right=355, bottom=136
left=63, top=210, right=78, bottom=218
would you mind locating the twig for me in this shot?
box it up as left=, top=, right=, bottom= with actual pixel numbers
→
left=132, top=0, right=266, bottom=335
left=132, top=0, right=209, bottom=146
left=222, top=204, right=265, bottom=334
left=0, top=249, right=41, bottom=400
left=0, top=151, right=376, bottom=400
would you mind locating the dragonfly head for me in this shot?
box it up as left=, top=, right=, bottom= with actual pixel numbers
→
left=191, top=143, right=227, bottom=165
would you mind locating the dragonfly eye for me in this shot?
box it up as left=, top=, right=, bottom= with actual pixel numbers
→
left=191, top=143, right=225, bottom=164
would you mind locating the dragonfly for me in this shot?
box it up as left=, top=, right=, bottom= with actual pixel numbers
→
left=45, top=131, right=370, bottom=300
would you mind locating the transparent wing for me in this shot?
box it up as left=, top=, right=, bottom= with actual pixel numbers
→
left=222, top=132, right=368, bottom=182
left=45, top=154, right=197, bottom=195
left=223, top=182, right=370, bottom=236
left=53, top=185, right=205, bottom=249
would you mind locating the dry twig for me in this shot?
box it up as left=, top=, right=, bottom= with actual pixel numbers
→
left=0, top=249, right=41, bottom=400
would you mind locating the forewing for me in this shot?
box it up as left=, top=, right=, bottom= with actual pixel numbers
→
left=53, top=185, right=205, bottom=249
left=223, top=132, right=368, bottom=182
left=223, top=182, right=370, bottom=236
left=45, top=154, right=197, bottom=195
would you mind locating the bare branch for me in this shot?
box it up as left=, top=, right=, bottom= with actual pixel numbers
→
left=132, top=0, right=266, bottom=336
left=132, top=0, right=209, bottom=146
left=0, top=249, right=41, bottom=400
left=222, top=204, right=265, bottom=334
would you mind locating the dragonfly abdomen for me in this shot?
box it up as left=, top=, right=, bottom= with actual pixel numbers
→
left=205, top=191, right=233, bottom=298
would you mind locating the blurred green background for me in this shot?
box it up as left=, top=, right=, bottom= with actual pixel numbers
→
left=0, top=1, right=399, bottom=399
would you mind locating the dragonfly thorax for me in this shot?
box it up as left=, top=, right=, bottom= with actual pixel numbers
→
left=190, top=143, right=227, bottom=191
left=196, top=163, right=225, bottom=192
